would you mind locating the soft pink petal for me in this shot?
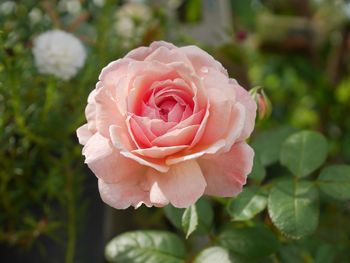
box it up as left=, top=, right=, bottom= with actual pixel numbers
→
left=198, top=142, right=254, bottom=197
left=98, top=172, right=151, bottom=209
left=94, top=87, right=123, bottom=137
left=147, top=160, right=206, bottom=208
left=125, top=41, right=177, bottom=61
left=222, top=103, right=246, bottom=152
left=82, top=133, right=141, bottom=183
left=85, top=89, right=98, bottom=132
left=150, top=119, right=177, bottom=136
left=151, top=125, right=199, bottom=147
left=233, top=81, right=257, bottom=141
left=76, top=124, right=93, bottom=145
left=144, top=46, right=194, bottom=71
left=132, top=145, right=188, bottom=158
left=180, top=45, right=228, bottom=76
left=82, top=133, right=112, bottom=164
left=167, top=103, right=184, bottom=123
left=170, top=109, right=204, bottom=131
left=166, top=139, right=226, bottom=165
left=129, top=116, right=156, bottom=147
left=109, top=125, right=169, bottom=173
left=98, top=58, right=131, bottom=84
left=199, top=91, right=233, bottom=145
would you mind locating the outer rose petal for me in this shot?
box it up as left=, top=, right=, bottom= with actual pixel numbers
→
left=233, top=81, right=257, bottom=141
left=125, top=41, right=177, bottom=61
left=180, top=45, right=228, bottom=76
left=198, top=142, right=254, bottom=197
left=76, top=124, right=92, bottom=145
left=98, top=174, right=151, bottom=209
left=147, top=160, right=207, bottom=208
left=83, top=133, right=142, bottom=183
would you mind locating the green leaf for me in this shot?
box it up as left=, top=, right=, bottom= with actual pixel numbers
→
left=164, top=205, right=184, bottom=230
left=248, top=154, right=266, bottom=183
left=194, top=247, right=234, bottom=263
left=252, top=126, right=295, bottom=166
left=280, top=131, right=328, bottom=177
left=182, top=204, right=198, bottom=238
left=227, top=186, right=267, bottom=221
left=318, top=165, right=350, bottom=200
left=314, top=244, right=336, bottom=263
left=105, top=230, right=186, bottom=263
left=268, top=180, right=319, bottom=238
left=164, top=198, right=213, bottom=235
left=218, top=225, right=280, bottom=258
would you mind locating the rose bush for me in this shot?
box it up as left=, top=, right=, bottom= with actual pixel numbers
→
left=77, top=41, right=256, bottom=209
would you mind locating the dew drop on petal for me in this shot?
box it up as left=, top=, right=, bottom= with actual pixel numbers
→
left=200, top=67, right=209, bottom=73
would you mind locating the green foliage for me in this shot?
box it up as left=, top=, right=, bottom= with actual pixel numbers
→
left=280, top=131, right=328, bottom=178
left=164, top=198, right=213, bottom=237
left=218, top=225, right=280, bottom=258
left=182, top=205, right=198, bottom=238
left=252, top=126, right=295, bottom=165
left=105, top=129, right=350, bottom=262
left=248, top=154, right=266, bottom=183
left=227, top=186, right=267, bottom=221
left=105, top=231, right=186, bottom=263
left=268, top=180, right=319, bottom=238
left=318, top=165, right=350, bottom=200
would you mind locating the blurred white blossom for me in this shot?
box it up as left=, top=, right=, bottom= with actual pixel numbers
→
left=32, top=30, right=86, bottom=80
left=29, top=8, right=43, bottom=25
left=93, top=0, right=105, bottom=7
left=114, top=2, right=154, bottom=47
left=58, top=0, right=82, bottom=14
left=0, top=1, right=16, bottom=15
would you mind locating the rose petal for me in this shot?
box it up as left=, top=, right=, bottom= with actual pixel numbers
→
left=166, top=139, right=226, bottom=165
left=109, top=125, right=169, bottom=172
left=233, top=81, right=257, bottom=141
left=151, top=125, right=199, bottom=147
left=198, top=142, right=254, bottom=197
left=94, top=87, right=123, bottom=137
left=132, top=145, right=188, bottom=158
left=76, top=124, right=93, bottom=145
left=98, top=174, right=151, bottom=209
left=82, top=133, right=112, bottom=164
left=125, top=41, right=177, bottom=61
left=147, top=160, right=206, bottom=208
left=180, top=45, right=228, bottom=76
left=83, top=133, right=141, bottom=183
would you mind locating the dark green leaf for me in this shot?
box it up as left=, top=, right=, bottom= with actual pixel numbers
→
left=227, top=186, right=267, bottom=221
left=105, top=230, right=186, bottom=263
left=318, top=165, right=350, bottom=200
left=164, top=198, right=213, bottom=235
left=164, top=205, right=184, bottom=230
left=248, top=154, right=266, bottom=183
left=182, top=204, right=198, bottom=238
left=268, top=180, right=319, bottom=238
left=314, top=244, right=336, bottom=263
left=218, top=225, right=280, bottom=258
left=280, top=131, right=328, bottom=177
left=252, top=126, right=295, bottom=166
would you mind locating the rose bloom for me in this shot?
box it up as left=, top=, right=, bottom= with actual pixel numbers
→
left=77, top=41, right=256, bottom=209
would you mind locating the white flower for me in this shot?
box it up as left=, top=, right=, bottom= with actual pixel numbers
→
left=93, top=0, right=105, bottom=7
left=114, top=3, right=154, bottom=47
left=29, top=8, right=43, bottom=25
left=32, top=30, right=86, bottom=80
left=0, top=1, right=16, bottom=15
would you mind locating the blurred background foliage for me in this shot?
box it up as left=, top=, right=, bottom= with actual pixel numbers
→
left=1, top=0, right=350, bottom=262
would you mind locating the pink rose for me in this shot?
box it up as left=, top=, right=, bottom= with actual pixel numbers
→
left=77, top=41, right=256, bottom=209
